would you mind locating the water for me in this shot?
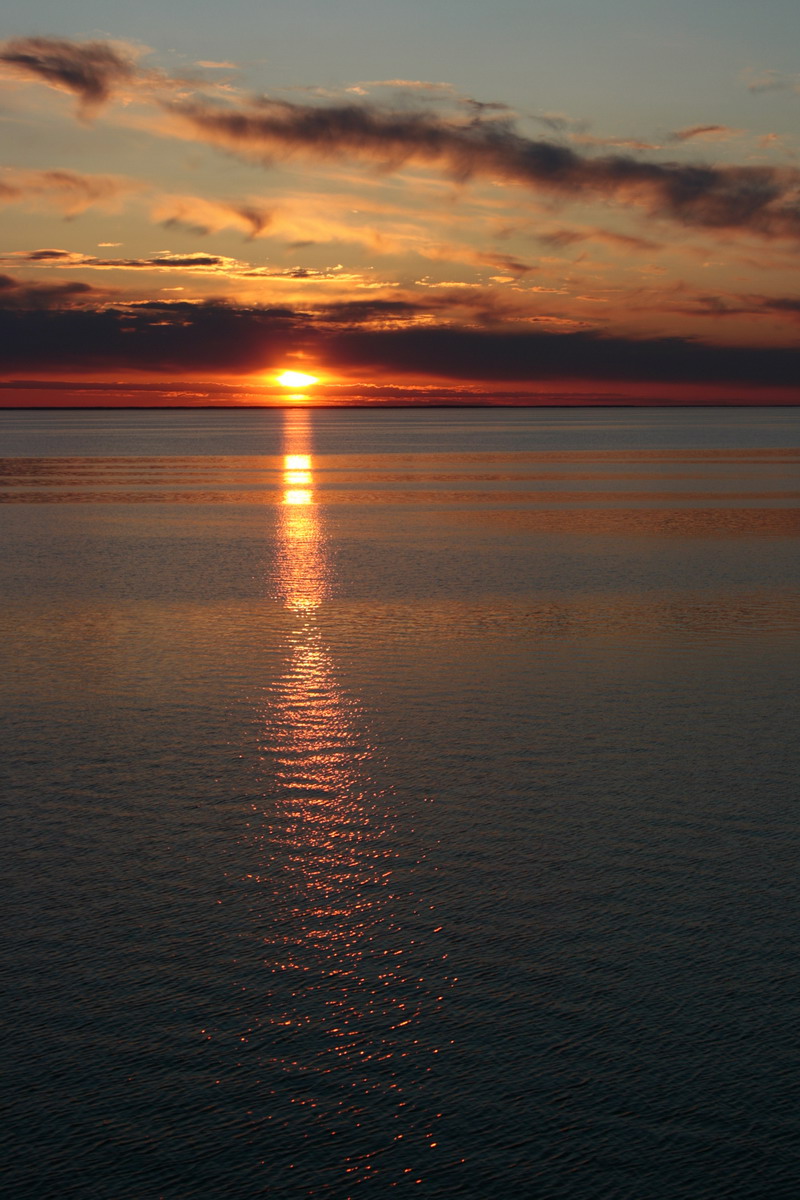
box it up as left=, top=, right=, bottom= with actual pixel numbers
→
left=2, top=407, right=798, bottom=1199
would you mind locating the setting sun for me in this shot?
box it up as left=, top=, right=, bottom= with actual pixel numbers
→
left=277, top=370, right=319, bottom=388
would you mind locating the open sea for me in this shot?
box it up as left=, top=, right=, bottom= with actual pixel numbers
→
left=2, top=406, right=798, bottom=1199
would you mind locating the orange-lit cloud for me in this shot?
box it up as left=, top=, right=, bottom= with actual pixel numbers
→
left=670, top=125, right=743, bottom=143
left=537, top=226, right=662, bottom=253
left=0, top=35, right=140, bottom=116
left=164, top=95, right=800, bottom=240
left=2, top=32, right=799, bottom=402
left=154, top=194, right=272, bottom=238
left=0, top=168, right=140, bottom=214
left=6, top=35, right=800, bottom=244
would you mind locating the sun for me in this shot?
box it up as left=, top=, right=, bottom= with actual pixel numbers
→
left=277, top=370, right=319, bottom=387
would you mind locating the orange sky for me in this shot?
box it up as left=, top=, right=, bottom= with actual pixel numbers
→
left=1, top=19, right=799, bottom=404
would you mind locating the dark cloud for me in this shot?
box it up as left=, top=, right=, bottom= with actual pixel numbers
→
left=313, top=293, right=543, bottom=327
left=130, top=299, right=299, bottom=318
left=325, top=326, right=800, bottom=387
left=0, top=302, right=313, bottom=372
left=313, top=299, right=425, bottom=324
left=764, top=297, right=800, bottom=315
left=0, top=36, right=137, bottom=114
left=5, top=249, right=235, bottom=271
left=663, top=292, right=800, bottom=324
left=0, top=273, right=97, bottom=309
left=680, top=295, right=755, bottom=317
left=167, top=95, right=800, bottom=239
left=0, top=299, right=798, bottom=390
left=105, top=254, right=226, bottom=268
left=21, top=248, right=76, bottom=261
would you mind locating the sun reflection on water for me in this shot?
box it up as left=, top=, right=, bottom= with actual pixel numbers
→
left=243, top=408, right=447, bottom=1186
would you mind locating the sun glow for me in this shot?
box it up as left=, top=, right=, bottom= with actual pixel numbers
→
left=277, top=370, right=319, bottom=388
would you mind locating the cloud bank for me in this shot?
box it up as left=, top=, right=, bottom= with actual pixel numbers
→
left=0, top=297, right=797, bottom=391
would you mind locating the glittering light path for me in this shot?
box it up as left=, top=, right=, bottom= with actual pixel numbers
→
left=239, top=409, right=452, bottom=1192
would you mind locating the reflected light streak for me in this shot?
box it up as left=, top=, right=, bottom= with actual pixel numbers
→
left=277, top=412, right=325, bottom=610
left=241, top=408, right=447, bottom=1186
left=284, top=488, right=312, bottom=506
left=265, top=406, right=406, bottom=1024
left=284, top=455, right=311, bottom=471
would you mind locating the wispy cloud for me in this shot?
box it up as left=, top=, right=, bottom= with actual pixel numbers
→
left=664, top=290, right=800, bottom=325
left=570, top=133, right=661, bottom=151
left=538, top=226, right=662, bottom=253
left=350, top=79, right=459, bottom=95
left=151, top=188, right=534, bottom=275
left=669, top=125, right=743, bottom=143
left=530, top=111, right=587, bottom=134
left=0, top=36, right=140, bottom=116
left=6, top=35, right=800, bottom=244
left=153, top=194, right=272, bottom=238
left=164, top=95, right=800, bottom=240
left=743, top=68, right=800, bottom=94
left=0, top=34, right=227, bottom=116
left=0, top=168, right=140, bottom=214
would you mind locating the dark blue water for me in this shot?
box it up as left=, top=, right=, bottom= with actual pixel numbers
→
left=2, top=408, right=798, bottom=1198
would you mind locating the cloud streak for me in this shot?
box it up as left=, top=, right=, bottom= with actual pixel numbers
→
left=164, top=95, right=800, bottom=240
left=670, top=125, right=742, bottom=143
left=5, top=35, right=800, bottom=245
left=0, top=168, right=140, bottom=215
left=5, top=36, right=800, bottom=243
left=0, top=36, right=139, bottom=115
left=744, top=69, right=800, bottom=95
left=154, top=195, right=272, bottom=238
left=1, top=247, right=368, bottom=284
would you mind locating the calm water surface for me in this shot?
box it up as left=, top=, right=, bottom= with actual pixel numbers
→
left=2, top=408, right=799, bottom=1198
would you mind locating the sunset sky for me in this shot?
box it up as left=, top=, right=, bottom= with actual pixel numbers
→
left=2, top=0, right=800, bottom=404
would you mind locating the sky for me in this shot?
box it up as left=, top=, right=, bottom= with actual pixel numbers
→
left=2, top=0, right=800, bottom=405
